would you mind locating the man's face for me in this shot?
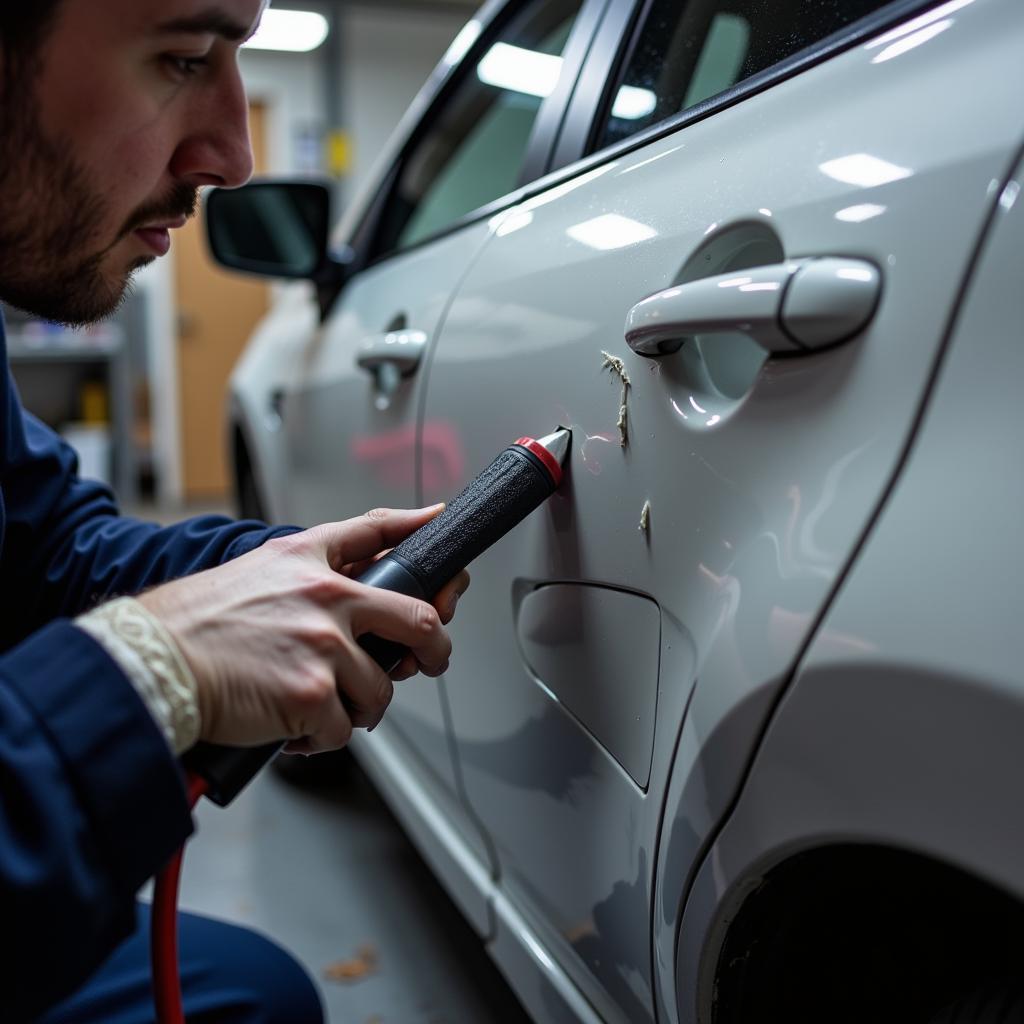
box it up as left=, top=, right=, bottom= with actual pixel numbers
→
left=0, top=0, right=264, bottom=325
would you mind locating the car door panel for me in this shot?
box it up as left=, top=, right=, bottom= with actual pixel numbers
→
left=273, top=0, right=599, bottom=934
left=417, top=1, right=1024, bottom=1020
left=281, top=222, right=494, bottom=828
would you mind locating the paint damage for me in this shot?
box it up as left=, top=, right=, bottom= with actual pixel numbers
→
left=639, top=499, right=651, bottom=535
left=600, top=350, right=631, bottom=447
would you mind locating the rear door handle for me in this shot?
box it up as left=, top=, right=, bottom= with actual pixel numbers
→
left=624, top=258, right=881, bottom=356
left=356, top=328, right=428, bottom=396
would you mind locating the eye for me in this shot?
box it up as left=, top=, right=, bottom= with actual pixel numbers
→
left=165, top=54, right=209, bottom=78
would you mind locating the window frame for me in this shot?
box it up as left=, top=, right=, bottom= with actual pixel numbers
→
left=330, top=0, right=945, bottom=315
left=344, top=0, right=611, bottom=273
left=549, top=0, right=944, bottom=172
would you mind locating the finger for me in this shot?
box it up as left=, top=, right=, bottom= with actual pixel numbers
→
left=349, top=586, right=451, bottom=676
left=390, top=651, right=419, bottom=681
left=317, top=505, right=445, bottom=573
left=301, top=691, right=355, bottom=754
left=332, top=635, right=396, bottom=729
left=433, top=570, right=470, bottom=624
left=338, top=549, right=391, bottom=580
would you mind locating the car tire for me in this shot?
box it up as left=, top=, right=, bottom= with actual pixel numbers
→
left=929, top=979, right=1024, bottom=1023
left=236, top=462, right=265, bottom=522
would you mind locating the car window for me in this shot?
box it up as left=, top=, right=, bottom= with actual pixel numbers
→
left=375, top=0, right=584, bottom=255
left=595, top=0, right=893, bottom=151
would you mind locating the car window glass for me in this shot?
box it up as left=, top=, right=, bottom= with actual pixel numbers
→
left=596, top=0, right=892, bottom=151
left=376, top=0, right=583, bottom=255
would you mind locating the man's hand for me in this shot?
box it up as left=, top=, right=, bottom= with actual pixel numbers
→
left=137, top=506, right=469, bottom=755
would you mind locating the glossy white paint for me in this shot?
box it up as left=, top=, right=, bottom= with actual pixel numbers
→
left=226, top=0, right=1024, bottom=1019
left=229, top=282, right=319, bottom=523
left=674, top=145, right=1024, bottom=1022
left=350, top=723, right=496, bottom=936
left=285, top=221, right=503, bottom=879
left=420, top=2, right=1023, bottom=1020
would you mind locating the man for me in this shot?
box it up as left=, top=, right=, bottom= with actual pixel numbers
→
left=0, top=2, right=468, bottom=1020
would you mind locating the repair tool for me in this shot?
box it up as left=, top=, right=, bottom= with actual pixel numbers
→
left=155, top=428, right=571, bottom=1024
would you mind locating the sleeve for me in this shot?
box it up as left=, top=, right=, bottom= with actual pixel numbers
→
left=0, top=621, right=193, bottom=1021
left=0, top=365, right=299, bottom=1019
left=0, top=399, right=300, bottom=650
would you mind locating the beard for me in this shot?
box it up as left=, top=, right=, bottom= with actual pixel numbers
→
left=0, top=80, right=197, bottom=326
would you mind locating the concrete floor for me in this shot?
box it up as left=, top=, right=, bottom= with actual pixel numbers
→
left=177, top=753, right=532, bottom=1024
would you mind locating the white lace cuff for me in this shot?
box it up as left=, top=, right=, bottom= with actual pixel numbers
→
left=77, top=596, right=200, bottom=755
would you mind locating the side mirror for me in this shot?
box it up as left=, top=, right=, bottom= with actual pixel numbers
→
left=205, top=180, right=334, bottom=281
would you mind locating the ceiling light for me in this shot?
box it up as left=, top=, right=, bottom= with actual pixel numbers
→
left=835, top=203, right=887, bottom=222
left=610, top=85, right=657, bottom=120
left=477, top=43, right=562, bottom=98
left=819, top=153, right=912, bottom=188
left=243, top=10, right=329, bottom=53
left=566, top=213, right=657, bottom=251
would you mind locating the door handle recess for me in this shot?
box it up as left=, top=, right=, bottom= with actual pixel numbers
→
left=624, top=258, right=881, bottom=356
left=356, top=328, right=428, bottom=374
left=356, top=329, right=428, bottom=395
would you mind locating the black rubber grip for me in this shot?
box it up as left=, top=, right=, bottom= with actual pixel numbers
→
left=389, top=445, right=555, bottom=597
left=354, top=556, right=427, bottom=675
left=183, top=740, right=282, bottom=807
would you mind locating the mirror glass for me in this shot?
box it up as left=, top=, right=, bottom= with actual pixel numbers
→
left=206, top=182, right=329, bottom=279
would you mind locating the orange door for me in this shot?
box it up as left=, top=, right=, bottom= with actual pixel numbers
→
left=174, top=101, right=269, bottom=500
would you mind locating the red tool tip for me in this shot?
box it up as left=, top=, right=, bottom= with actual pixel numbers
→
left=514, top=437, right=563, bottom=487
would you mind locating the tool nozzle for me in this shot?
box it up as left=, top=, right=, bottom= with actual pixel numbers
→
left=535, top=428, right=571, bottom=467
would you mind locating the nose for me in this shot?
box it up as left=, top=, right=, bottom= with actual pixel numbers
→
left=168, top=63, right=255, bottom=188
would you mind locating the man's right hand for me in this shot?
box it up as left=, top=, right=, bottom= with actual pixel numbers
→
left=137, top=506, right=469, bottom=755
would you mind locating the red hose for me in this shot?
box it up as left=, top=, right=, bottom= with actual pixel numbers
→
left=152, top=772, right=208, bottom=1024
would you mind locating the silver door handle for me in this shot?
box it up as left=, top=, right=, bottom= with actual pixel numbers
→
left=624, top=258, right=881, bottom=356
left=356, top=329, right=429, bottom=375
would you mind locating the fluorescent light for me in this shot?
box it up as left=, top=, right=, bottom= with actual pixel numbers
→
left=819, top=153, right=912, bottom=188
left=566, top=213, right=657, bottom=251
left=610, top=85, right=657, bottom=120
left=477, top=42, right=562, bottom=98
left=522, top=164, right=616, bottom=211
left=871, top=20, right=952, bottom=63
left=865, top=0, right=972, bottom=49
left=494, top=209, right=534, bottom=237
left=444, top=19, right=482, bottom=66
left=243, top=10, right=329, bottom=52
left=835, top=203, right=887, bottom=223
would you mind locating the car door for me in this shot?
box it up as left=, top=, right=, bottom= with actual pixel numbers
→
left=275, top=0, right=597, bottom=927
left=418, top=0, right=1024, bottom=1020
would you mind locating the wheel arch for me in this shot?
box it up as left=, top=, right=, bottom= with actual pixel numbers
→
left=673, top=659, right=1024, bottom=1024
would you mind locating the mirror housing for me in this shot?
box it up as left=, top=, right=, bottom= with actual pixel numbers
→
left=205, top=180, right=341, bottom=282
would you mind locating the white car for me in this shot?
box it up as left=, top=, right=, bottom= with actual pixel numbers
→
left=208, top=0, right=1024, bottom=1020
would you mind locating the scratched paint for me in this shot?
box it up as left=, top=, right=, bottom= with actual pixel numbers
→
left=600, top=350, right=631, bottom=447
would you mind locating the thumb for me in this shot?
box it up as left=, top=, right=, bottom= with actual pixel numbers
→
left=317, top=504, right=446, bottom=572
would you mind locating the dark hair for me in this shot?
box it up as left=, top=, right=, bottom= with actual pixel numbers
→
left=0, top=2, right=64, bottom=87
left=0, top=3, right=64, bottom=47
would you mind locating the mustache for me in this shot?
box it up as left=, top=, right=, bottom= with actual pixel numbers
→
left=119, top=184, right=199, bottom=239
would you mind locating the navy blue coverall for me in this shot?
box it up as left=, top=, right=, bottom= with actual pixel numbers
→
left=0, top=318, right=323, bottom=1023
